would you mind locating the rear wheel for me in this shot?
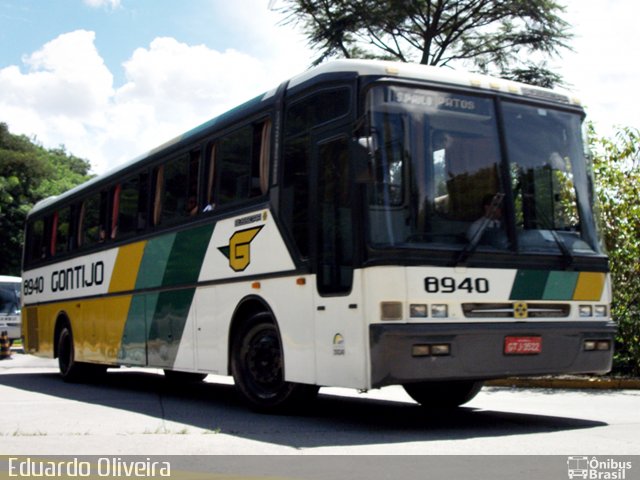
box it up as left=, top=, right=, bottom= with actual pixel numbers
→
left=57, top=325, right=106, bottom=382
left=231, top=312, right=318, bottom=412
left=403, top=380, right=484, bottom=408
left=57, top=326, right=84, bottom=382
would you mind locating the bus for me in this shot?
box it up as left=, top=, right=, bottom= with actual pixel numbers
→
left=0, top=275, right=21, bottom=344
left=21, top=59, right=615, bottom=411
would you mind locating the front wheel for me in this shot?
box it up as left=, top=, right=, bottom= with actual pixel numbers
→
left=230, top=313, right=318, bottom=412
left=403, top=380, right=484, bottom=408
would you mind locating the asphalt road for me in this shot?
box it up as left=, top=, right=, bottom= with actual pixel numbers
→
left=0, top=352, right=638, bottom=466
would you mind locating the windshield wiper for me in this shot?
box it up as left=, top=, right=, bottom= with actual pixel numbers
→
left=456, top=193, right=504, bottom=266
left=533, top=204, right=575, bottom=267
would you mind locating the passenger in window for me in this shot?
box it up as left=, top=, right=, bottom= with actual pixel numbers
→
left=187, top=196, right=198, bottom=216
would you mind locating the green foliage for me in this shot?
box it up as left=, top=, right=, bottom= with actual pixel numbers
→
left=278, top=0, right=573, bottom=87
left=0, top=123, right=92, bottom=276
left=590, top=125, right=640, bottom=376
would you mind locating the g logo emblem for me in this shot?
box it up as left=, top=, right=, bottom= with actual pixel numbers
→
left=218, top=226, right=263, bottom=272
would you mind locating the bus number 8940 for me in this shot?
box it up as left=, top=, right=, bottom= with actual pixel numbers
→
left=23, top=276, right=45, bottom=296
left=424, top=276, right=490, bottom=294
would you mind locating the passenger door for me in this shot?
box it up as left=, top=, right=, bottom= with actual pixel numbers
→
left=312, top=133, right=367, bottom=389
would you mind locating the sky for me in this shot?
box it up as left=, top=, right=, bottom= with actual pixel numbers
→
left=0, top=0, right=638, bottom=175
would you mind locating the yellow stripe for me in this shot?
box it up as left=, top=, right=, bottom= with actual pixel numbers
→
left=31, top=297, right=132, bottom=364
left=101, top=295, right=132, bottom=363
left=76, top=296, right=132, bottom=363
left=573, top=272, right=606, bottom=301
left=109, top=241, right=146, bottom=293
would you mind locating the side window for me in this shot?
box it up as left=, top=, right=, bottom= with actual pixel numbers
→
left=187, top=150, right=199, bottom=215
left=216, top=119, right=270, bottom=207
left=285, top=88, right=350, bottom=137
left=205, top=144, right=216, bottom=211
left=281, top=87, right=351, bottom=260
left=78, top=193, right=106, bottom=247
left=52, top=207, right=71, bottom=256
left=153, top=151, right=200, bottom=226
left=113, top=172, right=149, bottom=238
left=161, top=155, right=190, bottom=223
left=26, top=218, right=46, bottom=264
left=217, top=126, right=252, bottom=205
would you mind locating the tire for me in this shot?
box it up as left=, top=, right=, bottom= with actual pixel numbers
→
left=403, top=380, right=484, bottom=408
left=230, top=312, right=318, bottom=412
left=57, top=325, right=106, bottom=382
left=57, top=326, right=84, bottom=382
left=163, top=369, right=208, bottom=383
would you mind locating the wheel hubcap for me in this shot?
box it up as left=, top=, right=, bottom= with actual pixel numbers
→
left=246, top=330, right=282, bottom=386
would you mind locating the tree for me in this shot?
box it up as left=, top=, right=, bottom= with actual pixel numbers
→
left=0, top=123, right=92, bottom=276
left=590, top=125, right=640, bottom=376
left=278, top=0, right=572, bottom=87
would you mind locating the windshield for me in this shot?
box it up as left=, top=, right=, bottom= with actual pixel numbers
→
left=0, top=282, right=20, bottom=315
left=364, top=85, right=601, bottom=257
left=502, top=102, right=599, bottom=255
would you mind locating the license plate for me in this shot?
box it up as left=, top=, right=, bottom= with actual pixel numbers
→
left=504, top=336, right=542, bottom=355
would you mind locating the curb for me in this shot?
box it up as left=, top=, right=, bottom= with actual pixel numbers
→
left=486, top=376, right=640, bottom=390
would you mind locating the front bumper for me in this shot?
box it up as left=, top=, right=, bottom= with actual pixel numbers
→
left=370, top=321, right=616, bottom=388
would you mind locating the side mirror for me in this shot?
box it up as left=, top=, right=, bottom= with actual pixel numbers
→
left=357, top=135, right=377, bottom=152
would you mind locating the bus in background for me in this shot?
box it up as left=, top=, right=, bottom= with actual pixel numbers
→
left=21, top=60, right=615, bottom=411
left=0, top=275, right=21, bottom=344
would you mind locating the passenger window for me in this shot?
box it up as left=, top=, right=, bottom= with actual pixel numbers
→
left=217, top=126, right=252, bottom=205
left=26, top=218, right=46, bottom=264
left=187, top=151, right=199, bottom=215
left=113, top=172, right=149, bottom=238
left=216, top=120, right=269, bottom=206
left=153, top=152, right=200, bottom=226
left=79, top=191, right=109, bottom=247
left=52, top=207, right=71, bottom=255
left=80, top=194, right=100, bottom=246
left=161, top=155, right=190, bottom=223
left=205, top=144, right=216, bottom=212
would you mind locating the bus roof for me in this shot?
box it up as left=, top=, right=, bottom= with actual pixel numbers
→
left=288, top=58, right=579, bottom=105
left=28, top=59, right=581, bottom=217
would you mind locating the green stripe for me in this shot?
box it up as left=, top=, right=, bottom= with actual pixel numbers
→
left=162, top=224, right=214, bottom=286
left=542, top=271, right=579, bottom=300
left=147, top=288, right=194, bottom=367
left=509, top=270, right=549, bottom=300
left=120, top=222, right=215, bottom=367
left=135, top=233, right=176, bottom=289
left=510, top=269, right=586, bottom=301
left=118, top=295, right=152, bottom=366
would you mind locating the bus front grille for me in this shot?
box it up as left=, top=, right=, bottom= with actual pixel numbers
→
left=462, top=303, right=571, bottom=318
